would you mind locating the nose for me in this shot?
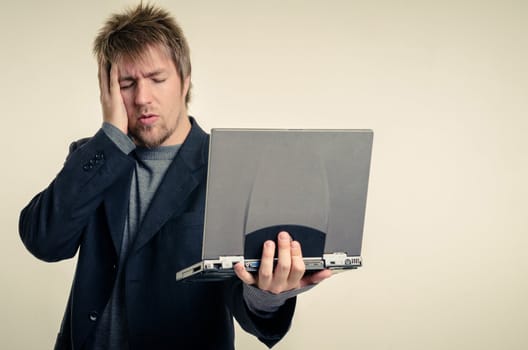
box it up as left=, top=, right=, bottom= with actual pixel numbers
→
left=134, top=80, right=152, bottom=106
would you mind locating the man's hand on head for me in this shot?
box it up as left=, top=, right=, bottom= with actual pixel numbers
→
left=99, top=61, right=128, bottom=134
left=234, top=231, right=332, bottom=294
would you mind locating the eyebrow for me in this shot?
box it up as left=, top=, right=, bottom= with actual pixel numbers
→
left=119, top=69, right=166, bottom=82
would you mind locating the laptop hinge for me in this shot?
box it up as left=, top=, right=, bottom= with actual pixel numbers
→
left=323, top=253, right=362, bottom=268
left=203, top=256, right=245, bottom=270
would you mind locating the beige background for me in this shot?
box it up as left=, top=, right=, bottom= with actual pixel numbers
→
left=1, top=0, right=527, bottom=349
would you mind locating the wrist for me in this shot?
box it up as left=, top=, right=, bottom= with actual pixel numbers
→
left=103, top=118, right=127, bottom=134
left=102, top=122, right=135, bottom=154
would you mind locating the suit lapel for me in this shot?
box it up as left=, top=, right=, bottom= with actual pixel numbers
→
left=131, top=156, right=199, bottom=253
left=131, top=119, right=208, bottom=254
left=104, top=172, right=133, bottom=255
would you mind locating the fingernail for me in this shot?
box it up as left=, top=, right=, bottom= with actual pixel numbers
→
left=279, top=231, right=290, bottom=240
left=266, top=240, right=274, bottom=248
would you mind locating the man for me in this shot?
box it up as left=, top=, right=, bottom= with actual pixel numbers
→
left=19, top=4, right=331, bottom=350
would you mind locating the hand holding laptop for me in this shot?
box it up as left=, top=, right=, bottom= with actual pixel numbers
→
left=234, top=231, right=333, bottom=294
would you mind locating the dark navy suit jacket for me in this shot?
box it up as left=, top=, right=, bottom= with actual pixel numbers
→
left=19, top=119, right=295, bottom=350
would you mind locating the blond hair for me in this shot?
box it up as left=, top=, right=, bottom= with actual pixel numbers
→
left=93, top=3, right=192, bottom=105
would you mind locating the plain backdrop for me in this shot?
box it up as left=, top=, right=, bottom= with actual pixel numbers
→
left=1, top=0, right=527, bottom=349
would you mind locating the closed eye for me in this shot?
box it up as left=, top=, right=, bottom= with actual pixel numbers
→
left=119, top=80, right=135, bottom=89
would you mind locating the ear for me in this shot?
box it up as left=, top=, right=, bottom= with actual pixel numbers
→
left=182, top=75, right=191, bottom=100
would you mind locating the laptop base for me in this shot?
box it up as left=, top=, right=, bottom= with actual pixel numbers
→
left=176, top=253, right=362, bottom=282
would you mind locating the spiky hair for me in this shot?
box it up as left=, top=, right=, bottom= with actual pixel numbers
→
left=93, top=3, right=192, bottom=104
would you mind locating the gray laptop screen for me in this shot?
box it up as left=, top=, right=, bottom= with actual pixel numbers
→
left=203, top=129, right=373, bottom=260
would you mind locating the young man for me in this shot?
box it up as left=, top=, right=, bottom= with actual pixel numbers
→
left=19, top=4, right=331, bottom=350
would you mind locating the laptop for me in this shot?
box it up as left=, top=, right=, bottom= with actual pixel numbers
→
left=176, top=128, right=373, bottom=281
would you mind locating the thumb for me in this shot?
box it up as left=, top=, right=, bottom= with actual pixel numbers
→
left=234, top=262, right=257, bottom=286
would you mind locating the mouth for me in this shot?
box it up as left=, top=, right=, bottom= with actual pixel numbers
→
left=138, top=114, right=159, bottom=126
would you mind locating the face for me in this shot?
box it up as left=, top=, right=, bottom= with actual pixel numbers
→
left=117, top=45, right=191, bottom=148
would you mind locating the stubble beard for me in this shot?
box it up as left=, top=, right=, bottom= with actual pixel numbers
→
left=130, top=123, right=175, bottom=149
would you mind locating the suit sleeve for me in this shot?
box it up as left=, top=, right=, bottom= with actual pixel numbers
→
left=225, top=278, right=296, bottom=348
left=19, top=128, right=135, bottom=262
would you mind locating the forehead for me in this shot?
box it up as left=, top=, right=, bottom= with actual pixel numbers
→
left=117, top=44, right=175, bottom=75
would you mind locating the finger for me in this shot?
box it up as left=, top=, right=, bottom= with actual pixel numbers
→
left=234, top=262, right=256, bottom=285
left=98, top=60, right=108, bottom=96
left=300, top=269, right=333, bottom=288
left=274, top=231, right=292, bottom=285
left=288, top=240, right=305, bottom=285
left=109, top=62, right=121, bottom=96
left=258, top=240, right=275, bottom=289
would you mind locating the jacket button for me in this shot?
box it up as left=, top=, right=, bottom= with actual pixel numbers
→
left=89, top=311, right=98, bottom=322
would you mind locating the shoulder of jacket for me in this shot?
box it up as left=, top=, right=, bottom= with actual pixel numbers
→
left=69, top=137, right=91, bottom=151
